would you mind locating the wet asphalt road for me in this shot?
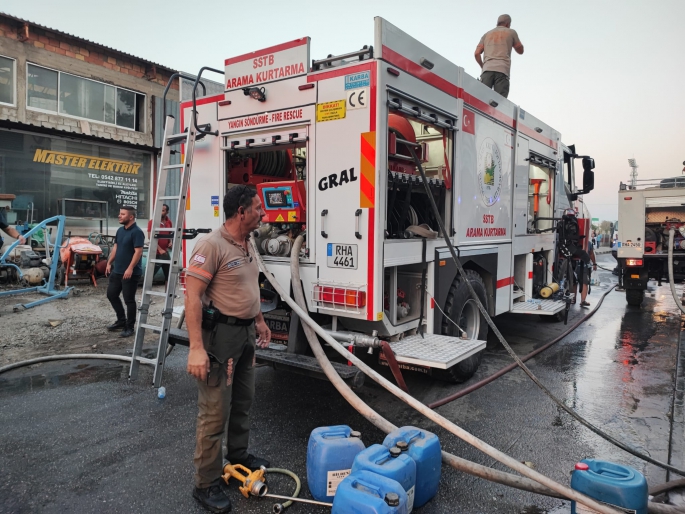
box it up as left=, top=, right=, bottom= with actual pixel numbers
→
left=1, top=254, right=683, bottom=514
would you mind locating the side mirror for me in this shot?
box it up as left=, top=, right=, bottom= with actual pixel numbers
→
left=582, top=168, right=594, bottom=192
left=582, top=157, right=595, bottom=171
left=569, top=193, right=579, bottom=202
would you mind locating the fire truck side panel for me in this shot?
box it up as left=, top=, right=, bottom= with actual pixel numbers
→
left=181, top=97, right=223, bottom=266
left=312, top=63, right=378, bottom=320
left=618, top=189, right=646, bottom=259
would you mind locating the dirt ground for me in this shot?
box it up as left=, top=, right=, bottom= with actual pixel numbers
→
left=0, top=277, right=181, bottom=366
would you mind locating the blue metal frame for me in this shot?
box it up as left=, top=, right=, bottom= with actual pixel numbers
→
left=0, top=215, right=73, bottom=309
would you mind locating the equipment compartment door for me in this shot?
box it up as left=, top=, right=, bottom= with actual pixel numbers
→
left=313, top=63, right=378, bottom=320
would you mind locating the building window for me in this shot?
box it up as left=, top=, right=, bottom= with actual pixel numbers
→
left=0, top=55, right=15, bottom=106
left=27, top=64, right=58, bottom=111
left=26, top=63, right=145, bottom=131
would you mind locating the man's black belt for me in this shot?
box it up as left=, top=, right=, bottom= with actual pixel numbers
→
left=217, top=314, right=254, bottom=326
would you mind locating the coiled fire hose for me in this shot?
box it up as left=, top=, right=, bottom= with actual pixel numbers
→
left=668, top=228, right=685, bottom=315
left=252, top=237, right=621, bottom=514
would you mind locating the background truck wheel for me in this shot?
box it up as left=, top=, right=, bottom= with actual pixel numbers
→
left=626, top=289, right=644, bottom=307
left=434, top=270, right=488, bottom=383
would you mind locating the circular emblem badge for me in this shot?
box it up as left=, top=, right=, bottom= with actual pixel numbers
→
left=477, top=138, right=503, bottom=206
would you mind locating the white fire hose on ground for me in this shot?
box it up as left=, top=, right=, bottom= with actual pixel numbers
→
left=252, top=236, right=622, bottom=514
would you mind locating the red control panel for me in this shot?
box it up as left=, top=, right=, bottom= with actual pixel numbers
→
left=256, top=180, right=307, bottom=224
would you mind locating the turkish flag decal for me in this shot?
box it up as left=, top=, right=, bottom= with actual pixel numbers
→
left=462, top=108, right=475, bottom=135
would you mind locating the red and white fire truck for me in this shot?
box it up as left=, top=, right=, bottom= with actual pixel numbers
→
left=178, top=18, right=596, bottom=382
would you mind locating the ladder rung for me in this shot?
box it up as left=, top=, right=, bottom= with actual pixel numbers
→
left=167, top=133, right=189, bottom=140
left=140, top=323, right=163, bottom=331
left=163, top=164, right=185, bottom=170
left=149, top=258, right=175, bottom=264
left=152, top=227, right=175, bottom=231
left=144, top=291, right=167, bottom=297
left=158, top=195, right=181, bottom=200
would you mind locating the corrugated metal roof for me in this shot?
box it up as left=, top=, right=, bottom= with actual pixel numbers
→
left=0, top=11, right=178, bottom=73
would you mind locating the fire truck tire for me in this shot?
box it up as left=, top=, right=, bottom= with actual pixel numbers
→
left=435, top=270, right=488, bottom=383
left=626, top=288, right=644, bottom=307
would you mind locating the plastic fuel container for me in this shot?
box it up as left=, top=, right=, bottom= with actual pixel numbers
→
left=571, top=459, right=648, bottom=514
left=383, top=426, right=441, bottom=508
left=307, top=425, right=365, bottom=501
left=352, top=444, right=417, bottom=512
left=332, top=469, right=409, bottom=514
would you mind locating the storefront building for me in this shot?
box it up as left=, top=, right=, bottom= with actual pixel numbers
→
left=0, top=13, right=180, bottom=233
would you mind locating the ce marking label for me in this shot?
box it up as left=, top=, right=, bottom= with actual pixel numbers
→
left=347, top=88, right=368, bottom=110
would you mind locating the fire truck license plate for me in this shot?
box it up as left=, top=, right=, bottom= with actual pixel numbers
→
left=327, top=243, right=358, bottom=269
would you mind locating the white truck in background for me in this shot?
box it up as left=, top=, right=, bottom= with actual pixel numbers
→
left=617, top=177, right=685, bottom=306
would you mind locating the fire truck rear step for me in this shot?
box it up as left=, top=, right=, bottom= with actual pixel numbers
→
left=510, top=299, right=566, bottom=315
left=389, top=334, right=486, bottom=370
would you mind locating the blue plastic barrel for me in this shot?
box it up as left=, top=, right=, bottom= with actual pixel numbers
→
left=352, top=444, right=417, bottom=512
left=332, top=470, right=409, bottom=514
left=383, top=426, right=441, bottom=508
left=307, top=425, right=365, bottom=501
left=571, top=459, right=648, bottom=514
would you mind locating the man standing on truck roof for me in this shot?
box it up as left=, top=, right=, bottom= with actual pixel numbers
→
left=474, top=14, right=524, bottom=99
left=185, top=186, right=271, bottom=513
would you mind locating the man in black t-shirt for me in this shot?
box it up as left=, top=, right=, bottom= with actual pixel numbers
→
left=0, top=208, right=26, bottom=251
left=105, top=206, right=144, bottom=337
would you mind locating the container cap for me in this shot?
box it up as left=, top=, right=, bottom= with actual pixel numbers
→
left=350, top=430, right=361, bottom=439
left=384, top=492, right=400, bottom=506
left=575, top=462, right=589, bottom=471
left=389, top=447, right=401, bottom=458
left=396, top=441, right=409, bottom=451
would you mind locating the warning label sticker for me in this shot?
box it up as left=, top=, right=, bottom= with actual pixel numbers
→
left=326, top=469, right=350, bottom=496
left=316, top=100, right=346, bottom=122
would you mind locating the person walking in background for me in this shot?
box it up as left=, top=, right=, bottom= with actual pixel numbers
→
left=596, top=233, right=602, bottom=248
left=591, top=231, right=596, bottom=248
left=106, top=206, right=144, bottom=338
left=147, top=203, right=173, bottom=286
left=474, top=14, right=524, bottom=98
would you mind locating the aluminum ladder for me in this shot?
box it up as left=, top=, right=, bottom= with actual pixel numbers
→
left=129, top=113, right=200, bottom=387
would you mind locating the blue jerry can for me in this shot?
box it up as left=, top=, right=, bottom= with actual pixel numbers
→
left=383, top=426, right=441, bottom=508
left=571, top=459, right=648, bottom=514
left=332, top=469, right=409, bottom=514
left=307, top=425, right=365, bottom=501
left=352, top=444, right=417, bottom=512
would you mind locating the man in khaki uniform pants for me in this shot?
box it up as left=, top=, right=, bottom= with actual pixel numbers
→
left=186, top=186, right=271, bottom=513
left=474, top=14, right=524, bottom=98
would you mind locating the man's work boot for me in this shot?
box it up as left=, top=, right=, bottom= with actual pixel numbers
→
left=193, top=485, right=232, bottom=513
left=120, top=328, right=134, bottom=338
left=107, top=319, right=126, bottom=331
left=231, top=453, right=270, bottom=470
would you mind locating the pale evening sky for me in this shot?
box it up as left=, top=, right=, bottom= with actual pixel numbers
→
left=2, top=0, right=683, bottom=222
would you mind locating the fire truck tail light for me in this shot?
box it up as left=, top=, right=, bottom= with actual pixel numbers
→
left=314, top=285, right=366, bottom=308
left=624, top=197, right=632, bottom=200
left=298, top=83, right=315, bottom=90
left=626, top=259, right=643, bottom=267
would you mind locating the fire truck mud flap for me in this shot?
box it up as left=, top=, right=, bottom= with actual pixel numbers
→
left=167, top=328, right=364, bottom=387
left=510, top=299, right=566, bottom=315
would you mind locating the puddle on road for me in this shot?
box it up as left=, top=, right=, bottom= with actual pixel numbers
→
left=0, top=351, right=155, bottom=396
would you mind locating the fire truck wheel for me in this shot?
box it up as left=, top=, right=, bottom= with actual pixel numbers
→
left=435, top=270, right=488, bottom=383
left=626, top=289, right=644, bottom=307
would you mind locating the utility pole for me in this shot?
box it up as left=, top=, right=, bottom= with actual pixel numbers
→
left=628, top=158, right=638, bottom=187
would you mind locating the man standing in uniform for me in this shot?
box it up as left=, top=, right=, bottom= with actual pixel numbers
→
left=105, top=206, right=144, bottom=338
left=147, top=203, right=173, bottom=286
left=186, top=186, right=271, bottom=513
left=0, top=207, right=26, bottom=251
left=474, top=14, right=524, bottom=98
